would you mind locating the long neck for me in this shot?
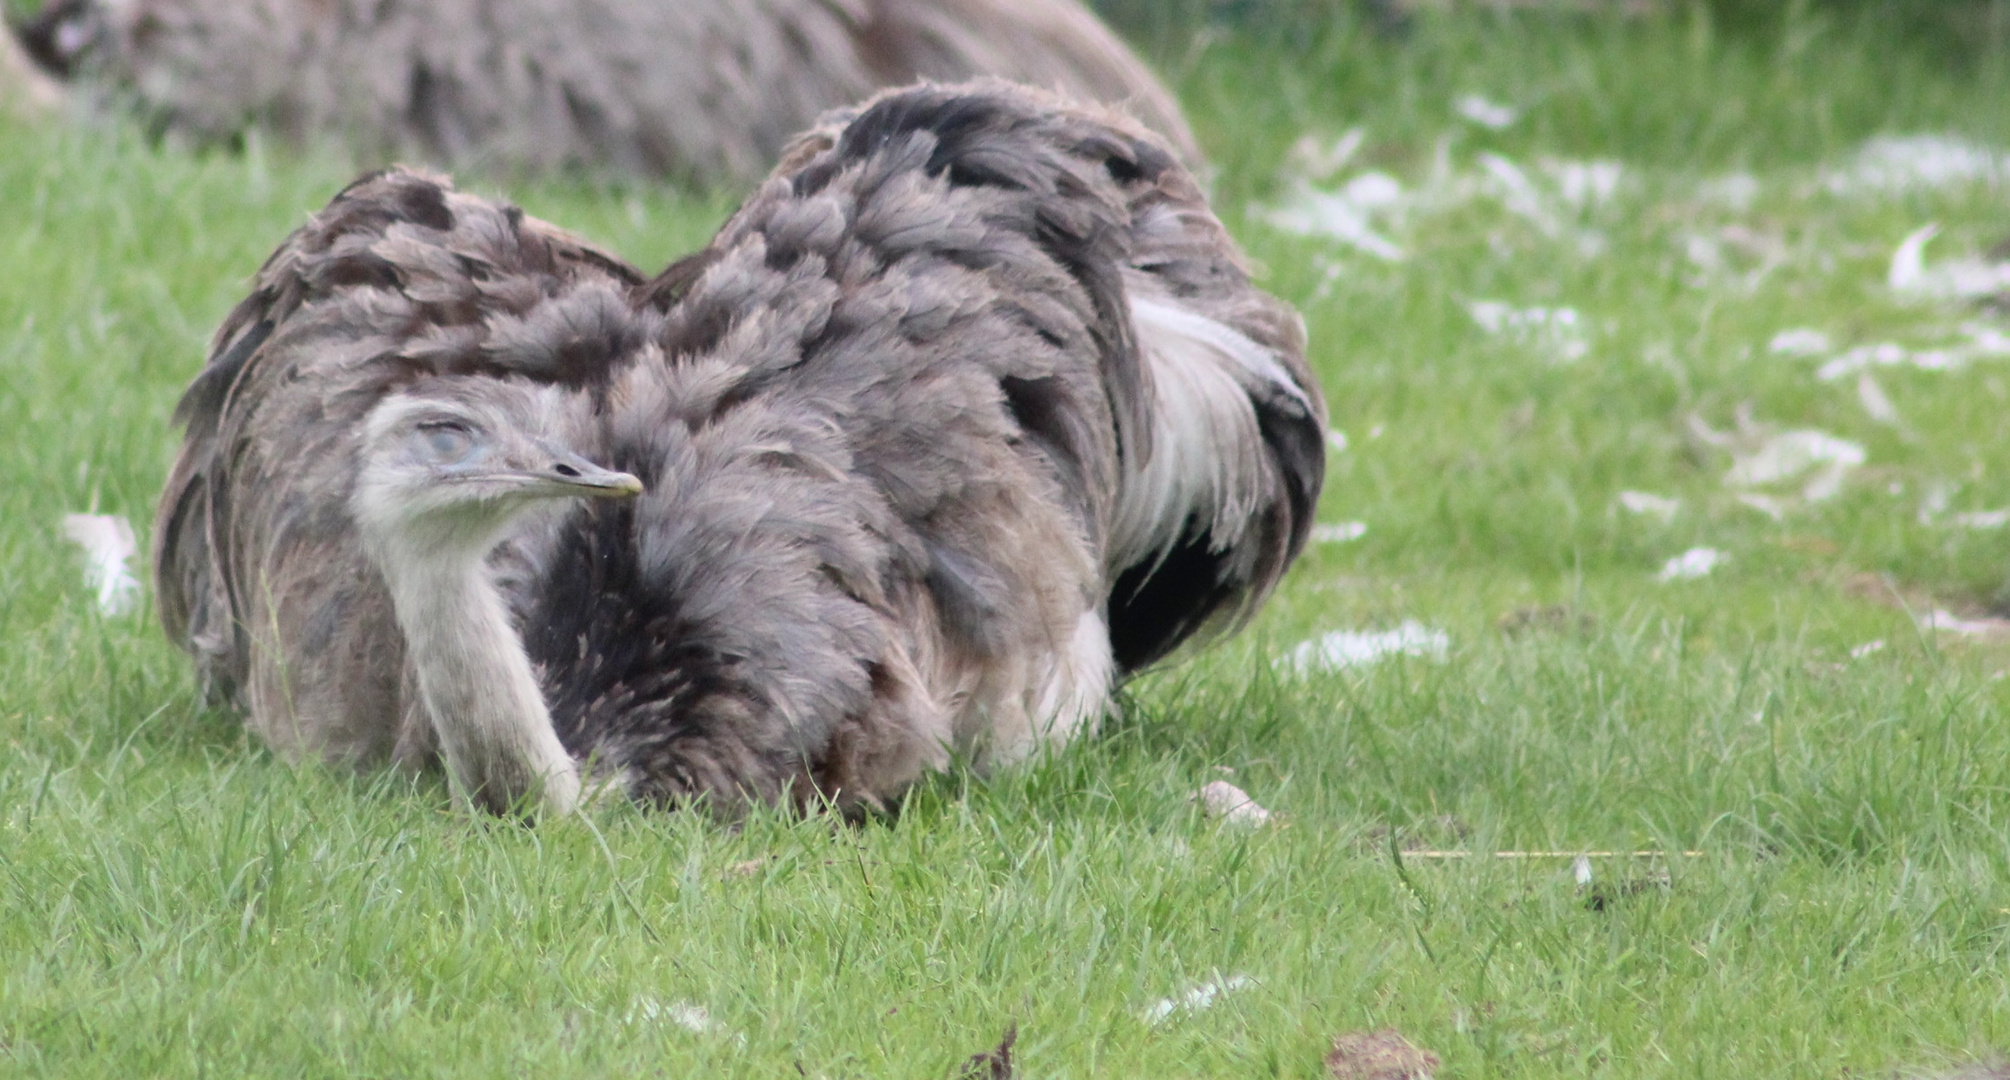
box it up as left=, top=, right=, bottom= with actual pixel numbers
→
left=380, top=545, right=581, bottom=816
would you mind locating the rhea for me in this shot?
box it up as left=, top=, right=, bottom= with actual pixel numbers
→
left=154, top=81, right=1326, bottom=817
left=12, top=0, right=1196, bottom=185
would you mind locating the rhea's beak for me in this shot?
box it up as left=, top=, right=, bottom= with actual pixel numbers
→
left=533, top=444, right=643, bottom=499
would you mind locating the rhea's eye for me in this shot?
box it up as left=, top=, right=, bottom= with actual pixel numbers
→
left=415, top=422, right=476, bottom=464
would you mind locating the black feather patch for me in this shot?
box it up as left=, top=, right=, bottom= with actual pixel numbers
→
left=1106, top=526, right=1237, bottom=674
left=172, top=315, right=272, bottom=434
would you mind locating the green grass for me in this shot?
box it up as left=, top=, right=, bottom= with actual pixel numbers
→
left=7, top=10, right=2010, bottom=1077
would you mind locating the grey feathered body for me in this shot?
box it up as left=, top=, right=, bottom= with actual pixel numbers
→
left=155, top=81, right=1321, bottom=812
left=17, top=0, right=1196, bottom=184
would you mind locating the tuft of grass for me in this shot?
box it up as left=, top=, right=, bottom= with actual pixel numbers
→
left=5, top=11, right=2010, bottom=1077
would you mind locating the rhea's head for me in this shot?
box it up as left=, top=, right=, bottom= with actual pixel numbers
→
left=351, top=378, right=641, bottom=559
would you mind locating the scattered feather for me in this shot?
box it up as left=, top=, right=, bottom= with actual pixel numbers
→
left=1682, top=232, right=1726, bottom=275
left=1311, top=521, right=1369, bottom=544
left=1325, top=1030, right=1440, bottom=1080
left=1194, top=780, right=1273, bottom=827
left=1143, top=974, right=1256, bottom=1026
left=1697, top=172, right=1761, bottom=211
left=1542, top=159, right=1623, bottom=208
left=1476, top=152, right=1564, bottom=237
left=1261, top=173, right=1407, bottom=260
left=62, top=513, right=140, bottom=615
left=1887, top=223, right=2010, bottom=302
left=626, top=998, right=729, bottom=1036
left=1919, top=482, right=1957, bottom=525
left=1816, top=341, right=1964, bottom=381
left=1824, top=134, right=2010, bottom=198
left=1724, top=430, right=1865, bottom=501
left=1572, top=854, right=1595, bottom=886
left=1285, top=128, right=1367, bottom=183
left=1284, top=622, right=1450, bottom=672
left=1919, top=610, right=2010, bottom=636
left=1849, top=640, right=1886, bottom=659
left=1857, top=374, right=1901, bottom=425
left=1468, top=300, right=1589, bottom=362
left=1888, top=223, right=1941, bottom=291
left=1682, top=407, right=1749, bottom=449
left=1768, top=328, right=1831, bottom=356
left=1455, top=94, right=1520, bottom=130
left=1327, top=429, right=1350, bottom=453
left=1964, top=322, right=2010, bottom=356
left=1265, top=146, right=1617, bottom=267
left=1953, top=510, right=2010, bottom=530
left=1618, top=490, right=1679, bottom=524
left=1657, top=547, right=1724, bottom=582
left=1734, top=493, right=1790, bottom=521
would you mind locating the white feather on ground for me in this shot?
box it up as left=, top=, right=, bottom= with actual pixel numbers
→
left=1454, top=93, right=1519, bottom=130
left=1823, top=134, right=2010, bottom=198
left=1857, top=374, right=1901, bottom=426
left=1887, top=224, right=2010, bottom=302
left=1768, top=328, right=1831, bottom=356
left=1723, top=430, right=1865, bottom=502
left=1193, top=780, right=1272, bottom=827
left=1953, top=510, right=2010, bottom=530
left=1310, top=521, right=1367, bottom=544
left=1618, top=491, right=1679, bottom=524
left=1260, top=140, right=1614, bottom=263
left=1918, top=610, right=2010, bottom=637
left=1260, top=172, right=1408, bottom=261
left=61, top=513, right=140, bottom=615
left=1283, top=622, right=1449, bottom=673
left=1656, top=547, right=1723, bottom=582
left=1467, top=300, right=1589, bottom=362
left=1142, top=974, right=1256, bottom=1026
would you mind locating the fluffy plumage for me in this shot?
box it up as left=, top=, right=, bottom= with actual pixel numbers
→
left=16, top=0, right=1195, bottom=184
left=155, top=81, right=1322, bottom=815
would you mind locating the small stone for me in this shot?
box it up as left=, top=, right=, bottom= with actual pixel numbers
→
left=1194, top=781, right=1271, bottom=827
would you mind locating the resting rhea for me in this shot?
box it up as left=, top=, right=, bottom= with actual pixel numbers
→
left=15, top=0, right=1195, bottom=184
left=154, top=81, right=1323, bottom=817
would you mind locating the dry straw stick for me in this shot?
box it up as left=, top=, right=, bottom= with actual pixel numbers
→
left=1401, top=850, right=1704, bottom=858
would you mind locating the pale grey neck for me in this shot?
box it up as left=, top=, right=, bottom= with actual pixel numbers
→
left=378, top=543, right=580, bottom=815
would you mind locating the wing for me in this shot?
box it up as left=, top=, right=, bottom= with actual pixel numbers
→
left=154, top=167, right=643, bottom=759
left=725, top=81, right=1325, bottom=675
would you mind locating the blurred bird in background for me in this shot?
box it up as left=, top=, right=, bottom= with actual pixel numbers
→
left=10, top=0, right=1195, bottom=183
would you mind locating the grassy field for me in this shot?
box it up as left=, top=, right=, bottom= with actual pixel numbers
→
left=6, top=8, right=2010, bottom=1077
